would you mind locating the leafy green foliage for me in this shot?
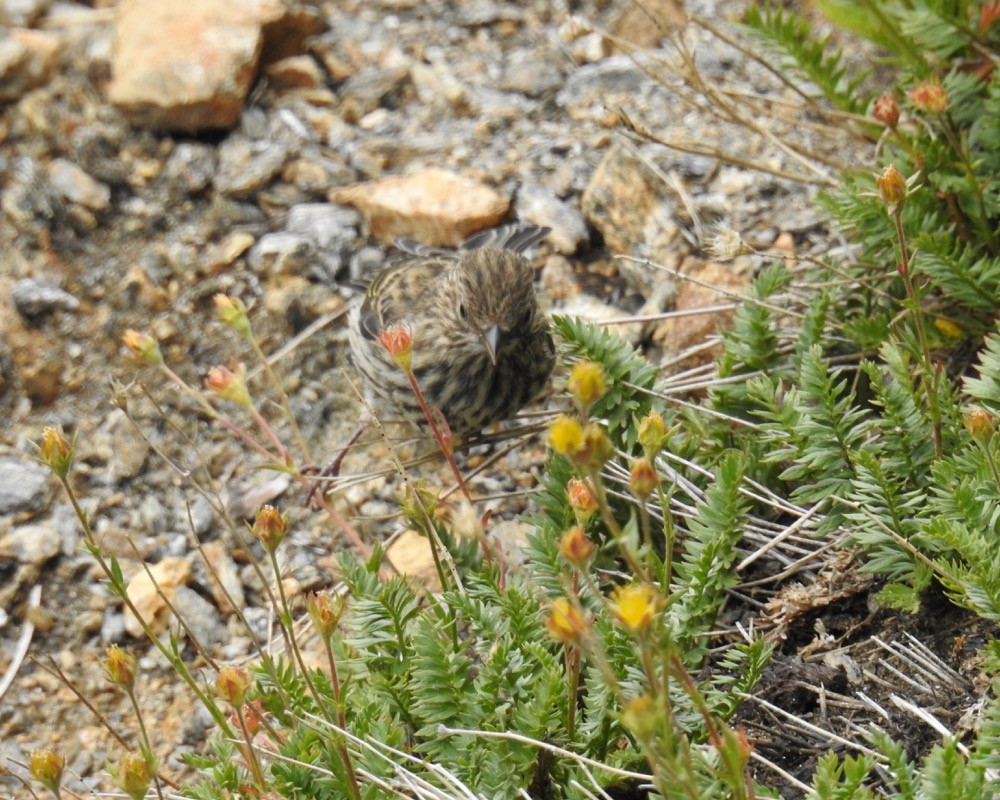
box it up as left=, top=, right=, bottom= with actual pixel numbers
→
left=553, top=314, right=662, bottom=449
left=742, top=4, right=870, bottom=113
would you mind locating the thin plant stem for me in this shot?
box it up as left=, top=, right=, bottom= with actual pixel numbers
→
left=233, top=702, right=268, bottom=789
left=892, top=209, right=943, bottom=458
left=321, top=638, right=363, bottom=800
left=124, top=688, right=164, bottom=800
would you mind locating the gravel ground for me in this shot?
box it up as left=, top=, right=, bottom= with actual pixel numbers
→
left=3, top=1, right=981, bottom=797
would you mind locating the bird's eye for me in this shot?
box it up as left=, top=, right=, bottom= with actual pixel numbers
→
left=459, top=304, right=468, bottom=320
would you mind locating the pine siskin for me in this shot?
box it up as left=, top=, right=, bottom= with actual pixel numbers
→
left=349, top=224, right=556, bottom=436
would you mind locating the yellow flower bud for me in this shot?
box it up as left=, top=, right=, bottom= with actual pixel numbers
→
left=251, top=505, right=288, bottom=552
left=30, top=749, right=64, bottom=793
left=103, top=644, right=137, bottom=691
left=620, top=694, right=659, bottom=740
left=567, top=361, right=606, bottom=411
left=876, top=165, right=907, bottom=216
left=637, top=410, right=668, bottom=456
left=306, top=591, right=345, bottom=640
left=109, top=752, right=154, bottom=800
left=38, top=426, right=73, bottom=478
left=213, top=294, right=252, bottom=339
left=574, top=421, right=613, bottom=471
left=964, top=406, right=995, bottom=446
left=559, top=525, right=595, bottom=567
left=214, top=666, right=252, bottom=707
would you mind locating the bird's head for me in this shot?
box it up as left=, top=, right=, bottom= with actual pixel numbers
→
left=448, top=249, right=540, bottom=366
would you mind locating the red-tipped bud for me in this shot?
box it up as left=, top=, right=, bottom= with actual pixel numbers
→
left=559, top=525, right=596, bottom=567
left=629, top=457, right=659, bottom=499
left=122, top=330, right=162, bottom=367
left=205, top=363, right=252, bottom=408
left=872, top=94, right=899, bottom=128
left=377, top=323, right=413, bottom=372
left=906, top=80, right=948, bottom=113
left=213, top=294, right=252, bottom=339
left=251, top=505, right=288, bottom=552
left=566, top=478, right=598, bottom=524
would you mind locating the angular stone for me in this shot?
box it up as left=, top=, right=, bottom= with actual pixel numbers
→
left=0, top=28, right=59, bottom=102
left=331, top=168, right=509, bottom=247
left=581, top=142, right=666, bottom=256
left=45, top=158, right=111, bottom=211
left=108, top=0, right=271, bottom=130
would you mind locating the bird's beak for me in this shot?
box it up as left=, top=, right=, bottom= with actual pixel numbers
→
left=480, top=324, right=500, bottom=366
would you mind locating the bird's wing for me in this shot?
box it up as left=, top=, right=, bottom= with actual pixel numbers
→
left=460, top=223, right=550, bottom=253
left=393, top=224, right=551, bottom=257
left=358, top=257, right=446, bottom=340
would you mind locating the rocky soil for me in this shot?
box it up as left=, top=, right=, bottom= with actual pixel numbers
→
left=1, top=0, right=982, bottom=797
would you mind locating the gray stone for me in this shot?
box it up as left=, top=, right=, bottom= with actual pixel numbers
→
left=0, top=456, right=51, bottom=515
left=11, top=278, right=80, bottom=318
left=248, top=231, right=317, bottom=275
left=516, top=183, right=588, bottom=254
left=215, top=136, right=290, bottom=197
left=3, top=520, right=61, bottom=564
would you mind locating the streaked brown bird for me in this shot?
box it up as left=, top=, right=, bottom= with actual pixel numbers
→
left=348, top=223, right=556, bottom=436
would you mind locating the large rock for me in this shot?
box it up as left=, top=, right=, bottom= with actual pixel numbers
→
left=331, top=169, right=509, bottom=247
left=107, top=0, right=321, bottom=130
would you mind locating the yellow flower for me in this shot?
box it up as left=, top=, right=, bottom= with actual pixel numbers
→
left=610, top=584, right=659, bottom=634
left=549, top=415, right=584, bottom=455
left=567, top=361, right=606, bottom=411
left=933, top=317, right=961, bottom=339
left=545, top=598, right=589, bottom=642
